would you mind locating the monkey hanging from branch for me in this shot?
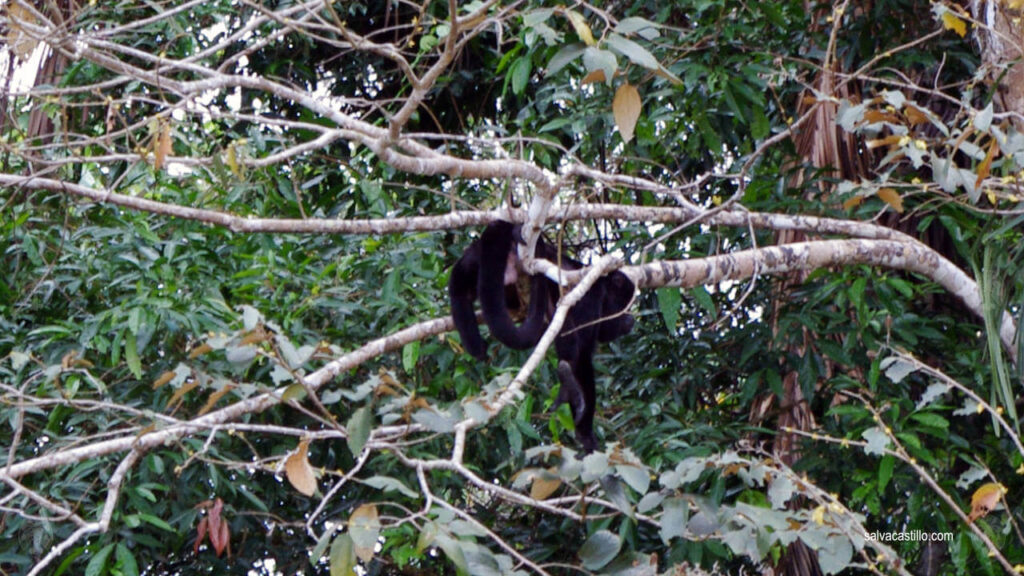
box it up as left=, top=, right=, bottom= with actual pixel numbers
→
left=448, top=220, right=634, bottom=452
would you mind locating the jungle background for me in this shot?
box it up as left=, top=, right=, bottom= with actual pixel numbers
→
left=2, top=0, right=1024, bottom=575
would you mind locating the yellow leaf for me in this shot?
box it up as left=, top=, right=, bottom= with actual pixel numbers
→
left=613, top=83, right=642, bottom=144
left=877, top=187, right=904, bottom=213
left=565, top=10, right=595, bottom=46
left=349, top=503, right=381, bottom=563
left=7, top=3, right=38, bottom=60
left=975, top=138, right=999, bottom=190
left=580, top=69, right=606, bottom=84
left=154, top=121, right=172, bottom=170
left=188, top=342, right=213, bottom=359
left=530, top=469, right=562, bottom=500
left=904, top=104, right=930, bottom=126
left=285, top=439, right=318, bottom=496
left=941, top=11, right=967, bottom=38
left=198, top=384, right=235, bottom=416
left=842, top=195, right=864, bottom=210
left=811, top=505, right=826, bottom=525
left=166, top=378, right=199, bottom=412
left=152, top=370, right=176, bottom=389
left=969, top=482, right=1005, bottom=523
left=280, top=383, right=307, bottom=402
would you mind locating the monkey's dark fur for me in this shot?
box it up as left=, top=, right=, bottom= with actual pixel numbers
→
left=448, top=220, right=634, bottom=452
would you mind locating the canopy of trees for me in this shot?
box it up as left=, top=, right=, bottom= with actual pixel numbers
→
left=2, top=0, right=1023, bottom=575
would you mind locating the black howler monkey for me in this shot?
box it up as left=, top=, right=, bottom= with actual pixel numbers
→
left=448, top=220, right=634, bottom=452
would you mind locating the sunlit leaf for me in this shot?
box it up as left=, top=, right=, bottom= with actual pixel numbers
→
left=876, top=187, right=903, bottom=213
left=565, top=10, right=595, bottom=46
left=969, top=482, right=1005, bottom=522
left=613, top=83, right=642, bottom=143
left=940, top=10, right=966, bottom=37
left=285, top=439, right=318, bottom=496
left=349, top=503, right=381, bottom=562
left=530, top=469, right=562, bottom=500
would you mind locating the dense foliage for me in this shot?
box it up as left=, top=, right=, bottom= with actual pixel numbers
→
left=2, top=0, right=1023, bottom=575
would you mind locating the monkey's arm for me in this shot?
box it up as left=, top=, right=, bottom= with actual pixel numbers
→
left=478, top=221, right=551, bottom=350
left=448, top=240, right=488, bottom=360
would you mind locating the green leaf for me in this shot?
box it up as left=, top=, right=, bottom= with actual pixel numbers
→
left=402, top=341, right=419, bottom=374
left=582, top=47, right=617, bottom=86
left=509, top=56, right=531, bottom=96
left=347, top=406, right=373, bottom=457
left=614, top=17, right=660, bottom=40
left=656, top=287, right=681, bottom=331
left=125, top=334, right=142, bottom=379
left=606, top=34, right=659, bottom=70
left=690, top=285, right=716, bottom=319
left=659, top=497, right=688, bottom=544
left=615, top=464, right=650, bottom=495
left=85, top=543, right=115, bottom=576
left=329, top=532, right=357, bottom=576
left=910, top=412, right=949, bottom=429
left=878, top=454, right=895, bottom=492
left=137, top=513, right=175, bottom=533
left=310, top=527, right=336, bottom=566
left=547, top=43, right=584, bottom=76
left=579, top=529, right=621, bottom=570
left=861, top=426, right=891, bottom=456
left=363, top=475, right=420, bottom=499
left=435, top=534, right=470, bottom=574
left=600, top=474, right=635, bottom=519
left=115, top=543, right=139, bottom=576
left=349, top=504, right=381, bottom=562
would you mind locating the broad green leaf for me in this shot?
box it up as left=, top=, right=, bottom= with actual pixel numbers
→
left=125, top=334, right=142, bottom=379
left=509, top=56, right=531, bottom=95
left=615, top=464, right=650, bottom=495
left=614, top=17, right=660, bottom=40
left=878, top=454, right=895, bottom=491
left=435, top=534, right=470, bottom=574
left=85, top=543, right=115, bottom=576
left=582, top=47, right=617, bottom=86
left=310, top=527, right=336, bottom=566
left=690, top=285, right=716, bottom=319
left=656, top=287, right=681, bottom=331
left=115, top=543, right=140, bottom=576
left=402, top=341, right=419, bottom=374
left=329, top=532, right=356, bottom=576
left=659, top=497, right=689, bottom=544
left=349, top=503, right=381, bottom=562
left=600, top=474, right=634, bottom=519
left=606, top=34, right=660, bottom=70
left=547, top=43, right=585, bottom=76
left=347, top=406, right=373, bottom=457
left=363, top=475, right=419, bottom=499
left=579, top=529, right=621, bottom=570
